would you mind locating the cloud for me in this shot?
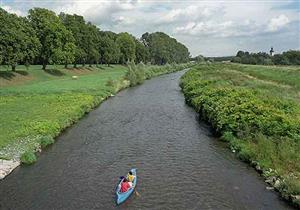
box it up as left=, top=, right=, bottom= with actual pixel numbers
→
left=1, top=5, right=23, bottom=16
left=156, top=4, right=224, bottom=25
left=267, top=14, right=290, bottom=32
left=56, top=0, right=137, bottom=26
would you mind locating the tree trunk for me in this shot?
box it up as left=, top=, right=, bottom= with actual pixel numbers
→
left=89, top=63, right=92, bottom=67
left=65, top=63, right=68, bottom=69
left=11, top=64, right=16, bottom=71
left=73, top=63, right=77, bottom=68
left=42, top=60, right=47, bottom=70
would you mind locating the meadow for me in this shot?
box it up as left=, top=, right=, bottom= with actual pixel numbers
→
left=180, top=63, right=300, bottom=206
left=0, top=65, right=129, bottom=160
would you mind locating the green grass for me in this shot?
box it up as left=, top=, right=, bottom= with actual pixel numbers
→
left=180, top=63, right=300, bottom=206
left=229, top=63, right=300, bottom=90
left=0, top=65, right=128, bottom=159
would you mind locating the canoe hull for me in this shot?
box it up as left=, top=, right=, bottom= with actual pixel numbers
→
left=116, top=168, right=137, bottom=205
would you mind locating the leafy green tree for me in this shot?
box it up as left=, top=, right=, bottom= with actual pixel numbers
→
left=135, top=39, right=149, bottom=63
left=141, top=32, right=189, bottom=65
left=28, top=8, right=75, bottom=70
left=193, top=55, right=205, bottom=63
left=231, top=57, right=241, bottom=63
left=99, top=36, right=120, bottom=65
left=236, top=51, right=245, bottom=57
left=272, top=54, right=290, bottom=65
left=116, top=32, right=136, bottom=64
left=52, top=30, right=76, bottom=68
left=0, top=8, right=40, bottom=71
left=59, top=13, right=88, bottom=67
left=84, top=22, right=100, bottom=67
left=283, top=50, right=300, bottom=65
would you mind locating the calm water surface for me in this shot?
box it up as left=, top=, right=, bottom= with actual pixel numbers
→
left=0, top=71, right=294, bottom=209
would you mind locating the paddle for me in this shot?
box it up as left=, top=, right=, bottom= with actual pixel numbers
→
left=135, top=190, right=141, bottom=197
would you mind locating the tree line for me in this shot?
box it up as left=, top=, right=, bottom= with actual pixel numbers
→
left=231, top=50, right=300, bottom=65
left=0, top=8, right=190, bottom=71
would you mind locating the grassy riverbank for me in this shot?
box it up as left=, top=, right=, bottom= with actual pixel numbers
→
left=0, top=63, right=190, bottom=164
left=180, top=63, right=300, bottom=207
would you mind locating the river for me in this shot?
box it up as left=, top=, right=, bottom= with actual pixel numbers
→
left=0, top=70, right=294, bottom=209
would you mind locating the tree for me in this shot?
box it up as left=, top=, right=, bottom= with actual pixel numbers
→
left=193, top=55, right=205, bottom=63
left=231, top=57, right=241, bottom=63
left=283, top=50, right=300, bottom=65
left=236, top=51, right=245, bottom=57
left=141, top=32, right=190, bottom=65
left=99, top=36, right=120, bottom=65
left=83, top=22, right=100, bottom=66
left=116, top=32, right=136, bottom=64
left=272, top=54, right=290, bottom=65
left=135, top=39, right=149, bottom=63
left=28, top=8, right=75, bottom=70
left=59, top=13, right=88, bottom=67
left=0, top=8, right=40, bottom=71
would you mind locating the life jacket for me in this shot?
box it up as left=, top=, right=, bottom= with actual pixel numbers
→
left=120, top=181, right=130, bottom=193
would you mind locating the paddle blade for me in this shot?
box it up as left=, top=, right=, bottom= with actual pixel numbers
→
left=135, top=190, right=140, bottom=197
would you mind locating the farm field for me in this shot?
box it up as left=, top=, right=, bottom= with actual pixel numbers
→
left=180, top=63, right=300, bottom=205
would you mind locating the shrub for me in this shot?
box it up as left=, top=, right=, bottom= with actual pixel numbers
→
left=40, top=135, right=55, bottom=149
left=20, top=151, right=37, bottom=165
left=180, top=63, right=300, bottom=205
left=221, top=131, right=235, bottom=142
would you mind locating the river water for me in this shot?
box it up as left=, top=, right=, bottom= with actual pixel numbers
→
left=0, top=71, right=294, bottom=210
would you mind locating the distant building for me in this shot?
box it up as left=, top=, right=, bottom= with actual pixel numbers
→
left=270, top=47, right=274, bottom=56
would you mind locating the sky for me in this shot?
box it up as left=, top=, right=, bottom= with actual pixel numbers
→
left=1, top=0, right=300, bottom=57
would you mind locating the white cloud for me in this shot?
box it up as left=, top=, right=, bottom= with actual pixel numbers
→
left=267, top=14, right=290, bottom=32
left=1, top=5, right=23, bottom=16
left=55, top=0, right=137, bottom=26
left=156, top=4, right=223, bottom=25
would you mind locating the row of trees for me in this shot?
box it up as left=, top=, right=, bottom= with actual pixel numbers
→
left=0, top=8, right=190, bottom=71
left=231, top=50, right=300, bottom=65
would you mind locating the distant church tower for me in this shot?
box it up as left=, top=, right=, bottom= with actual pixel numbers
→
left=270, top=47, right=274, bottom=56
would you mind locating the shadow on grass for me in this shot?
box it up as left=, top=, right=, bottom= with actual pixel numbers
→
left=0, top=71, right=15, bottom=80
left=44, top=69, right=65, bottom=76
left=85, top=67, right=95, bottom=71
left=15, top=70, right=29, bottom=76
left=97, top=66, right=105, bottom=70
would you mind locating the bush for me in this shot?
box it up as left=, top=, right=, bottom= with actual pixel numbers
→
left=221, top=131, right=235, bottom=142
left=125, top=61, right=142, bottom=86
left=40, top=135, right=55, bottom=149
left=20, top=151, right=37, bottom=165
left=180, top=63, right=300, bottom=205
left=126, top=61, right=193, bottom=87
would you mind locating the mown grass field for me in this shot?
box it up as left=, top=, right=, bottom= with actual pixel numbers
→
left=0, top=65, right=128, bottom=159
left=180, top=63, right=300, bottom=206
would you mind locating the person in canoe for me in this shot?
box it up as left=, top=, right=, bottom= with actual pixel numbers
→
left=127, top=170, right=135, bottom=183
left=120, top=178, right=132, bottom=193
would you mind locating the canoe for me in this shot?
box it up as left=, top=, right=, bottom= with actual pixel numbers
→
left=116, top=168, right=137, bottom=205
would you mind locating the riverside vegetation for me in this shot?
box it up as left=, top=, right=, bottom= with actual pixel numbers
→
left=0, top=62, right=191, bottom=165
left=180, top=63, right=300, bottom=207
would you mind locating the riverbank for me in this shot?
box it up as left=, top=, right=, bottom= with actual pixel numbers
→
left=0, top=63, right=191, bottom=179
left=180, top=63, right=300, bottom=208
